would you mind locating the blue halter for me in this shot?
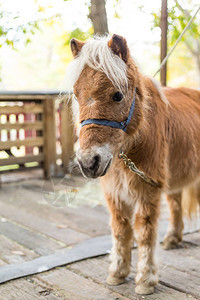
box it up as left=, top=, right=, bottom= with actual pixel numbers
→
left=81, top=88, right=136, bottom=132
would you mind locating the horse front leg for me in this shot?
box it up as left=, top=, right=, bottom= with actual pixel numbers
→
left=134, top=192, right=160, bottom=295
left=106, top=196, right=134, bottom=285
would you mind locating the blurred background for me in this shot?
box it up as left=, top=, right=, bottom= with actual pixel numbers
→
left=0, top=0, right=200, bottom=91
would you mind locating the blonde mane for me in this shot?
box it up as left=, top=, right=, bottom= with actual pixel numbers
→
left=66, top=36, right=128, bottom=92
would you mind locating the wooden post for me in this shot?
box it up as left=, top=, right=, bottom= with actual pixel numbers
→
left=43, top=97, right=56, bottom=179
left=24, top=109, right=35, bottom=154
left=60, top=97, right=74, bottom=173
left=160, top=0, right=168, bottom=86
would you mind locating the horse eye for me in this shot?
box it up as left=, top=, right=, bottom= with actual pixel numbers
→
left=112, top=92, right=123, bottom=102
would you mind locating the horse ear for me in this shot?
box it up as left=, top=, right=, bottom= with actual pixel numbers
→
left=108, top=34, right=129, bottom=63
left=70, top=39, right=85, bottom=57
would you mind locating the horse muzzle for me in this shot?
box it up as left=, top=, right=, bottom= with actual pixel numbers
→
left=76, top=145, right=113, bottom=179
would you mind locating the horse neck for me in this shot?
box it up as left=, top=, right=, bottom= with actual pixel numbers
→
left=124, top=74, right=168, bottom=166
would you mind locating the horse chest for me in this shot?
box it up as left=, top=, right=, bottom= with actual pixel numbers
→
left=102, top=171, right=138, bottom=207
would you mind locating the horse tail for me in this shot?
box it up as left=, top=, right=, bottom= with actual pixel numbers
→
left=182, top=183, right=200, bottom=218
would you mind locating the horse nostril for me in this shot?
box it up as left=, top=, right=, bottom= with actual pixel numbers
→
left=89, top=155, right=101, bottom=173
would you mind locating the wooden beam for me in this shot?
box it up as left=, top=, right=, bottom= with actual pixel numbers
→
left=0, top=96, right=46, bottom=101
left=160, top=0, right=168, bottom=86
left=0, top=104, right=43, bottom=114
left=0, top=121, right=44, bottom=130
left=0, top=93, right=60, bottom=101
left=0, top=137, right=44, bottom=151
left=0, top=166, right=40, bottom=173
left=43, top=98, right=56, bottom=179
left=0, top=154, right=44, bottom=166
left=60, top=99, right=74, bottom=173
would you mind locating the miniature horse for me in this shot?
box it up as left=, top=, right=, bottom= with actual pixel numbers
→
left=68, top=34, right=200, bottom=295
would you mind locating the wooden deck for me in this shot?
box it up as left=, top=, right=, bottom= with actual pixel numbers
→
left=0, top=171, right=199, bottom=300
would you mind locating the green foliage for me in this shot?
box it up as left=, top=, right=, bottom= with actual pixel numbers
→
left=168, top=6, right=199, bottom=45
left=151, top=2, right=200, bottom=86
left=65, top=28, right=93, bottom=45
left=113, top=0, right=121, bottom=19
left=151, top=3, right=200, bottom=48
left=0, top=2, right=61, bottom=50
left=0, top=10, right=40, bottom=50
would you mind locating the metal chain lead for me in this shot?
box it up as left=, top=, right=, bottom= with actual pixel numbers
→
left=118, top=151, right=161, bottom=188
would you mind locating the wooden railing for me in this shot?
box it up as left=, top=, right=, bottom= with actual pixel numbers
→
left=0, top=91, right=74, bottom=178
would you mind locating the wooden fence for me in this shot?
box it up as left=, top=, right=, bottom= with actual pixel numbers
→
left=0, top=91, right=74, bottom=178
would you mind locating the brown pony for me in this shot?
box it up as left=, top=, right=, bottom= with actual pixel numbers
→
left=68, top=34, right=200, bottom=295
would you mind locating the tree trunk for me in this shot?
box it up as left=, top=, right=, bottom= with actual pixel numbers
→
left=195, top=40, right=200, bottom=87
left=89, top=0, right=108, bottom=35
left=160, top=0, right=168, bottom=86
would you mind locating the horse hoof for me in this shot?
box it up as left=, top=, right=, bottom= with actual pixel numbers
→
left=162, top=235, right=180, bottom=250
left=106, top=275, right=125, bottom=285
left=135, top=285, right=154, bottom=295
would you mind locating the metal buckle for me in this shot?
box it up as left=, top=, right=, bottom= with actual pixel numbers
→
left=118, top=150, right=160, bottom=188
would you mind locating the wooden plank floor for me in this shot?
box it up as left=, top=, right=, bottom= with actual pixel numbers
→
left=0, top=171, right=199, bottom=299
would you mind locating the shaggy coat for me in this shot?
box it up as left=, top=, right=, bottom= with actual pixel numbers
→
left=69, top=34, right=200, bottom=295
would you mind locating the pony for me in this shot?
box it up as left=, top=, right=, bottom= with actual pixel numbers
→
left=67, top=34, right=200, bottom=295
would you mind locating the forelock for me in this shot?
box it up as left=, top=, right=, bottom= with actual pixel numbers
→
left=66, top=36, right=128, bottom=92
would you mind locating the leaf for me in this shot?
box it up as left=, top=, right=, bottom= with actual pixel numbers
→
left=114, top=11, right=121, bottom=19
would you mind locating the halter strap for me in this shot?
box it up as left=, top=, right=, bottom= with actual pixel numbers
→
left=81, top=88, right=136, bottom=132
